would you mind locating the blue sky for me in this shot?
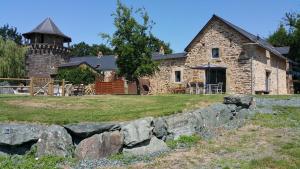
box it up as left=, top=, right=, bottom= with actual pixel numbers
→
left=1, top=0, right=299, bottom=52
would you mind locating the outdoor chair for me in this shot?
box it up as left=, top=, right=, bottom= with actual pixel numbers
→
left=215, top=83, right=223, bottom=94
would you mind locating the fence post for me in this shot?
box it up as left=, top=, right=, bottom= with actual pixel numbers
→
left=62, top=79, right=65, bottom=96
left=49, top=79, right=54, bottom=96
left=29, top=77, right=34, bottom=96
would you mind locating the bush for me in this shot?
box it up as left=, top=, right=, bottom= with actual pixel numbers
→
left=57, top=67, right=96, bottom=85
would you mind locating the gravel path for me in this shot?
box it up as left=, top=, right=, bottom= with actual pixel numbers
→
left=256, top=97, right=300, bottom=107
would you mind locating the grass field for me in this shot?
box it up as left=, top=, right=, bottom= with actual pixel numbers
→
left=0, top=94, right=224, bottom=124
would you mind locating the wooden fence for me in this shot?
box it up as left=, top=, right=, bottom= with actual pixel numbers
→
left=0, top=77, right=66, bottom=96
left=95, top=79, right=125, bottom=95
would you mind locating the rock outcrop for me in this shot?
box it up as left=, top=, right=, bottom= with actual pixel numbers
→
left=64, top=123, right=120, bottom=144
left=123, top=137, right=169, bottom=156
left=121, top=117, right=154, bottom=147
left=0, top=123, right=45, bottom=146
left=0, top=123, right=45, bottom=155
left=37, top=125, right=73, bottom=157
left=224, top=95, right=254, bottom=108
left=153, top=117, right=168, bottom=139
left=75, top=131, right=123, bottom=160
left=164, top=111, right=203, bottom=140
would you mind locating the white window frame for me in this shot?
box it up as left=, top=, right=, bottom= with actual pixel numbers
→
left=172, top=67, right=184, bottom=83
left=211, top=48, right=220, bottom=59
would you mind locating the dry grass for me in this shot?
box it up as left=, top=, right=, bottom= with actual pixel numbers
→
left=111, top=106, right=300, bottom=169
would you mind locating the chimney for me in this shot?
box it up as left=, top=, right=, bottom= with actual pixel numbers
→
left=159, top=46, right=165, bottom=55
left=256, top=35, right=260, bottom=41
left=97, top=51, right=103, bottom=58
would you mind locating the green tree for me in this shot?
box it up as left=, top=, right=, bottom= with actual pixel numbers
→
left=149, top=34, right=173, bottom=54
left=101, top=0, right=161, bottom=94
left=268, top=12, right=300, bottom=62
left=90, top=44, right=113, bottom=56
left=267, top=24, right=290, bottom=47
left=70, top=42, right=113, bottom=56
left=0, top=24, right=23, bottom=45
left=0, top=38, right=27, bottom=78
left=57, top=67, right=96, bottom=85
left=69, top=42, right=91, bottom=56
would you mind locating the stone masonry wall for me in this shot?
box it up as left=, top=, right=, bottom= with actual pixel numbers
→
left=26, top=45, right=69, bottom=77
left=149, top=58, right=187, bottom=94
left=185, top=18, right=254, bottom=94
left=253, top=47, right=287, bottom=94
left=149, top=18, right=288, bottom=95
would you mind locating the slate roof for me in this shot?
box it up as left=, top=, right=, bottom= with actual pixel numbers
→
left=152, top=52, right=187, bottom=60
left=66, top=53, right=187, bottom=71
left=275, top=47, right=290, bottom=55
left=185, top=15, right=287, bottom=60
left=69, top=55, right=117, bottom=71
left=59, top=61, right=91, bottom=68
left=23, top=18, right=71, bottom=42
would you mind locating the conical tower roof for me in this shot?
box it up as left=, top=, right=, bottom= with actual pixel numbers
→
left=23, top=18, right=71, bottom=42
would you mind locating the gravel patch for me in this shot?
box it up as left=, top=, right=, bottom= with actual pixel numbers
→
left=256, top=97, right=300, bottom=107
left=74, top=158, right=123, bottom=169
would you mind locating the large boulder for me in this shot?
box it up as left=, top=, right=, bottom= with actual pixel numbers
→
left=64, top=123, right=120, bottom=144
left=123, top=137, right=169, bottom=156
left=0, top=123, right=45, bottom=146
left=165, top=111, right=203, bottom=140
left=237, top=108, right=256, bottom=119
left=37, top=125, right=73, bottom=157
left=0, top=123, right=45, bottom=155
left=217, top=106, right=234, bottom=125
left=199, top=103, right=228, bottom=128
left=153, top=117, right=168, bottom=139
left=121, top=117, right=154, bottom=147
left=224, top=95, right=254, bottom=108
left=75, top=131, right=123, bottom=160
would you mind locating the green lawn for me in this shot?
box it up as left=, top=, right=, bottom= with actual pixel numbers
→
left=0, top=94, right=224, bottom=124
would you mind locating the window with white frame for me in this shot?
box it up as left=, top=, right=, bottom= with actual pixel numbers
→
left=212, top=48, right=220, bottom=58
left=174, top=71, right=181, bottom=83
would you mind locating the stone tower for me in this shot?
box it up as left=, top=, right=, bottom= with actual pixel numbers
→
left=23, top=18, right=71, bottom=77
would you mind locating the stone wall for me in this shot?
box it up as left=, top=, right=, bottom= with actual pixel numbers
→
left=0, top=95, right=255, bottom=162
left=149, top=58, right=187, bottom=94
left=185, top=18, right=255, bottom=94
left=253, top=47, right=287, bottom=94
left=25, top=44, right=69, bottom=77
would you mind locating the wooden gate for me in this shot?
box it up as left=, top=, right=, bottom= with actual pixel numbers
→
left=95, top=79, right=125, bottom=95
left=30, top=77, right=54, bottom=96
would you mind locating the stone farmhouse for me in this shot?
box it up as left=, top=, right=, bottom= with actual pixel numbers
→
left=149, top=15, right=292, bottom=95
left=23, top=15, right=293, bottom=95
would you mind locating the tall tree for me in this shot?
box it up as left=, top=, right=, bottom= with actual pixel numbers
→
left=70, top=42, right=113, bottom=56
left=149, top=34, right=173, bottom=54
left=0, top=24, right=23, bottom=45
left=0, top=38, right=27, bottom=78
left=101, top=0, right=159, bottom=94
left=267, top=24, right=290, bottom=47
left=268, top=12, right=300, bottom=62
